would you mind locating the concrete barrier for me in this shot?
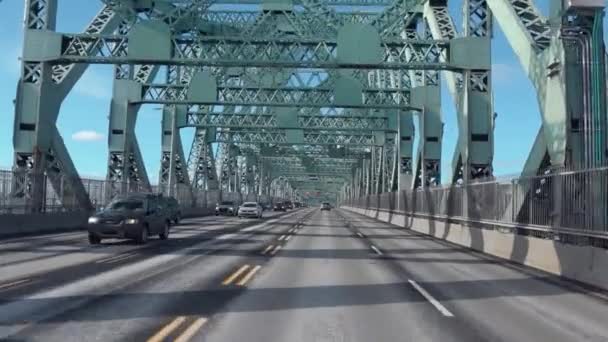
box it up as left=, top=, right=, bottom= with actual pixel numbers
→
left=0, top=212, right=89, bottom=239
left=342, top=206, right=608, bottom=291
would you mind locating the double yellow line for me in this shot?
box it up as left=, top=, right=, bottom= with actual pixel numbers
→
left=222, top=264, right=262, bottom=286
left=147, top=316, right=208, bottom=342
left=260, top=244, right=281, bottom=256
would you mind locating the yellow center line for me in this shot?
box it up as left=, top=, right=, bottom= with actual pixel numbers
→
left=270, top=245, right=282, bottom=255
left=278, top=235, right=286, bottom=241
left=261, top=245, right=274, bottom=255
left=146, top=316, right=187, bottom=342
left=0, top=279, right=30, bottom=291
left=222, top=265, right=250, bottom=285
left=175, top=317, right=209, bottom=342
left=284, top=235, right=292, bottom=241
left=236, top=265, right=262, bottom=286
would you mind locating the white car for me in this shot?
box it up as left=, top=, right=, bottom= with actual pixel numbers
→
left=238, top=202, right=263, bottom=218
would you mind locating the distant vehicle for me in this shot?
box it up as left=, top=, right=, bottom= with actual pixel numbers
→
left=87, top=193, right=171, bottom=245
left=321, top=202, right=331, bottom=211
left=161, top=196, right=181, bottom=224
left=294, top=202, right=302, bottom=208
left=273, top=202, right=286, bottom=211
left=284, top=201, right=294, bottom=210
left=261, top=202, right=272, bottom=211
left=238, top=202, right=263, bottom=218
left=216, top=200, right=238, bottom=216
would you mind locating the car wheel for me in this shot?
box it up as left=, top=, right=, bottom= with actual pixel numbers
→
left=136, top=226, right=149, bottom=244
left=88, top=233, right=101, bottom=245
left=159, top=222, right=170, bottom=240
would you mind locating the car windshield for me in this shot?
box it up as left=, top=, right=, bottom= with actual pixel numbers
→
left=108, top=199, right=144, bottom=211
left=220, top=201, right=234, bottom=205
left=243, top=203, right=257, bottom=207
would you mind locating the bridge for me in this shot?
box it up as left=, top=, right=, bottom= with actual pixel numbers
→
left=1, top=0, right=608, bottom=341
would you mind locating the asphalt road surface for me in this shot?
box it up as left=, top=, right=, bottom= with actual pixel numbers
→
left=1, top=209, right=608, bottom=341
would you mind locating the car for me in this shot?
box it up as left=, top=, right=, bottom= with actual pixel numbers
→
left=87, top=193, right=171, bottom=245
left=161, top=196, right=181, bottom=224
left=273, top=202, right=286, bottom=211
left=215, top=200, right=238, bottom=216
left=284, top=201, right=294, bottom=210
left=320, top=202, right=331, bottom=211
left=238, top=202, right=263, bottom=218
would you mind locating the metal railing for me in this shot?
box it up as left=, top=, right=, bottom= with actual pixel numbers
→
left=0, top=169, right=254, bottom=215
left=346, top=167, right=608, bottom=233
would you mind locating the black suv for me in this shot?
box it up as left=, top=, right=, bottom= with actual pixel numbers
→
left=87, top=193, right=171, bottom=245
left=161, top=196, right=181, bottom=224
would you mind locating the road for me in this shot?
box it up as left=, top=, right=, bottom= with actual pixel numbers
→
left=1, top=209, right=608, bottom=341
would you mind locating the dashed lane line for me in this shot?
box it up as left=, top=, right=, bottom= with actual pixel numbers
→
left=371, top=245, right=383, bottom=255
left=408, top=279, right=454, bottom=317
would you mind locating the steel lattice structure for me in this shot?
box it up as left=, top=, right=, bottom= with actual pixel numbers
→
left=9, top=0, right=607, bottom=210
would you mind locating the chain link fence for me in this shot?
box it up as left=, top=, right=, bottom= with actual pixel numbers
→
left=346, top=167, right=608, bottom=232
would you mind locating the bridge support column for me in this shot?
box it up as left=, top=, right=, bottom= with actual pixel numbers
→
left=452, top=0, right=494, bottom=186
left=412, top=86, right=442, bottom=188
left=106, top=79, right=151, bottom=198
left=12, top=0, right=93, bottom=212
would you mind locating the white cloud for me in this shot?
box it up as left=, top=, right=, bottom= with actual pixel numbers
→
left=74, top=69, right=112, bottom=100
left=72, top=130, right=105, bottom=142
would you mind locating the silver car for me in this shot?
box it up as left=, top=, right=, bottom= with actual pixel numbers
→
left=238, top=202, right=263, bottom=218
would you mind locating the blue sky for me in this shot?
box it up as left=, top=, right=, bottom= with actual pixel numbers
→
left=0, top=1, right=604, bottom=183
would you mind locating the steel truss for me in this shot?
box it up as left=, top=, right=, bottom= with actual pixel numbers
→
left=37, top=34, right=454, bottom=70
left=140, top=84, right=411, bottom=108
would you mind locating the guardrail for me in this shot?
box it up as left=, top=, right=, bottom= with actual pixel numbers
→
left=344, top=167, right=608, bottom=248
left=0, top=169, right=271, bottom=215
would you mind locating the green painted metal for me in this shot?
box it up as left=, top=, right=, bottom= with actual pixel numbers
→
left=10, top=0, right=606, bottom=211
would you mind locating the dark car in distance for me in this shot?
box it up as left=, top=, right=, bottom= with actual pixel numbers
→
left=87, top=193, right=171, bottom=245
left=273, top=202, right=286, bottom=211
left=161, top=196, right=181, bottom=224
left=215, top=200, right=238, bottom=216
left=284, top=201, right=294, bottom=210
left=321, top=202, right=331, bottom=211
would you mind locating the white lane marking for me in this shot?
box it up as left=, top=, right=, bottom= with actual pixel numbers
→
left=105, top=253, right=139, bottom=264
left=278, top=235, right=287, bottom=241
left=371, top=245, right=383, bottom=255
left=408, top=279, right=454, bottom=317
left=284, top=235, right=292, bottom=241
left=357, top=232, right=364, bottom=238
left=95, top=252, right=138, bottom=264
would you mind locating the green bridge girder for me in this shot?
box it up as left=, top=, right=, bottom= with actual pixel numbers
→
left=10, top=0, right=606, bottom=212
